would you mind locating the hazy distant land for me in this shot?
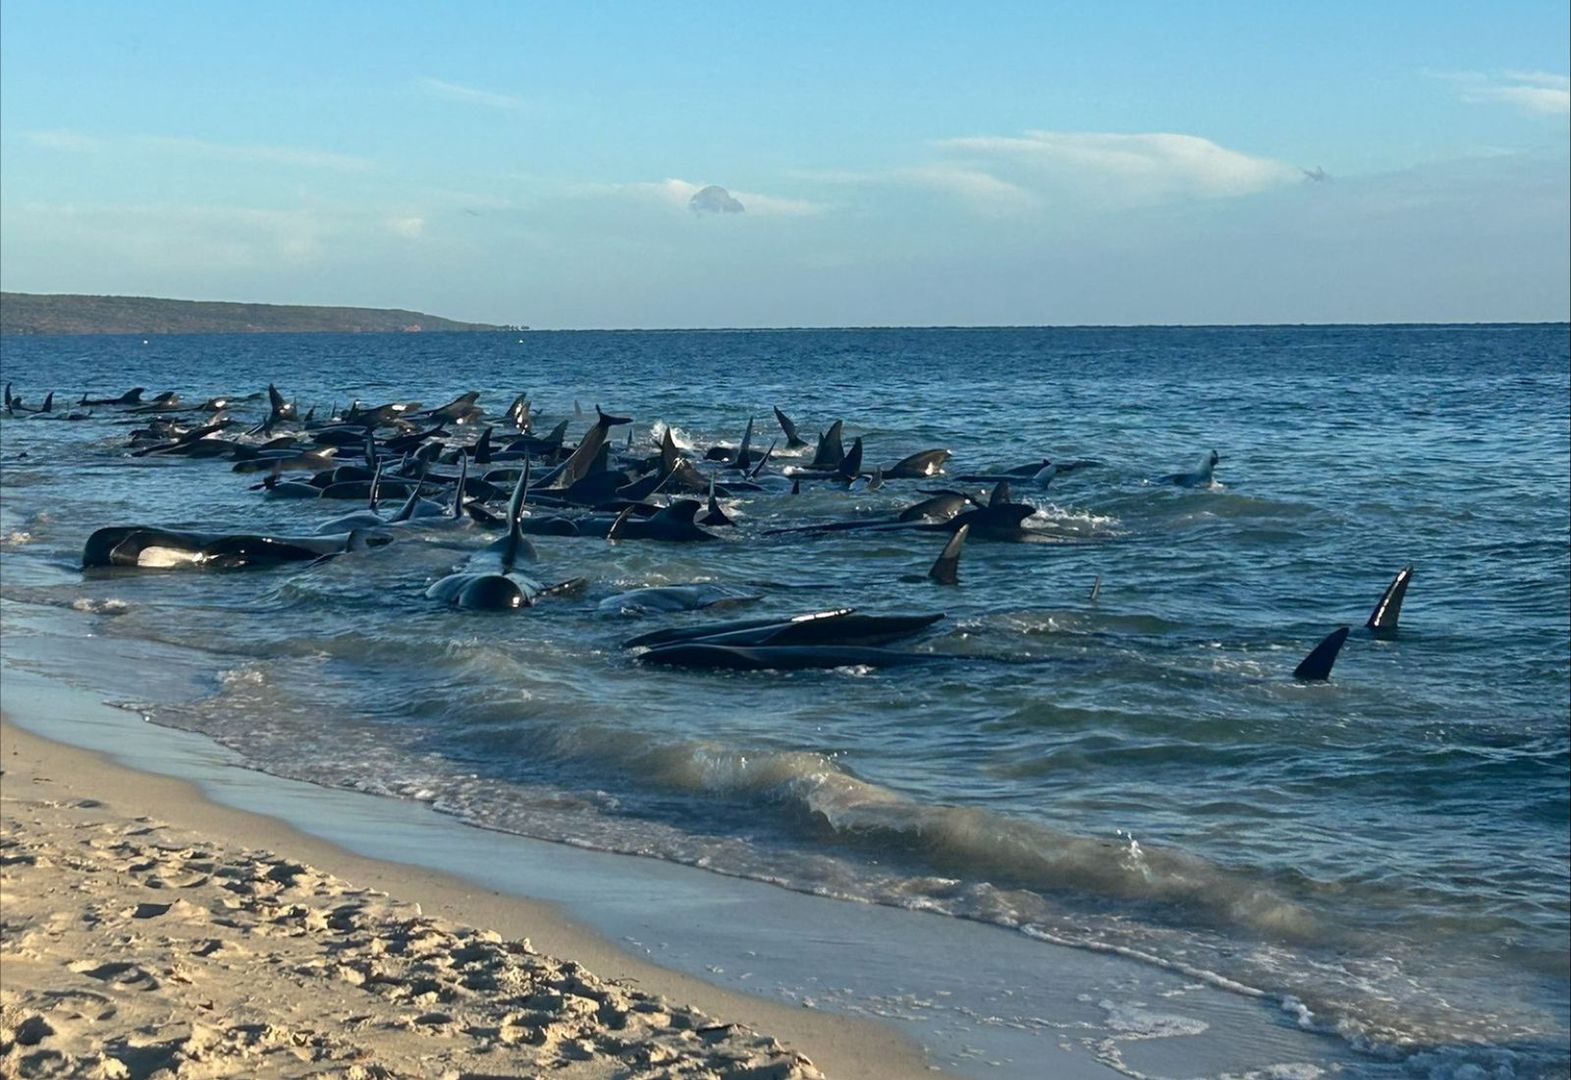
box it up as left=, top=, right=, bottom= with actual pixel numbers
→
left=0, top=293, right=512, bottom=335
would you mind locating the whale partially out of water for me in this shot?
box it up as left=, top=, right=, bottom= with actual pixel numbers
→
left=637, top=642, right=938, bottom=671
left=1160, top=449, right=1221, bottom=488
left=623, top=609, right=944, bottom=649
left=82, top=526, right=390, bottom=569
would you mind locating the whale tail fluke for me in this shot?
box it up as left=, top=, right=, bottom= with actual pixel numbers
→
left=1366, top=566, right=1413, bottom=638
left=1294, top=626, right=1350, bottom=681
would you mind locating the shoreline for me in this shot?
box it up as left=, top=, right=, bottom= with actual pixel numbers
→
left=0, top=714, right=935, bottom=1078
left=0, top=645, right=1374, bottom=1080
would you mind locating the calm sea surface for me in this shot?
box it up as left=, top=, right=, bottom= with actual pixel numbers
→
left=2, top=326, right=1567, bottom=1073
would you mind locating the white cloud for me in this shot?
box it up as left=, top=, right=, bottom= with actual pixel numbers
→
left=419, top=77, right=524, bottom=110
left=23, top=131, right=372, bottom=171
left=1439, top=70, right=1570, bottom=116
left=896, top=165, right=1036, bottom=212
left=938, top=130, right=1301, bottom=201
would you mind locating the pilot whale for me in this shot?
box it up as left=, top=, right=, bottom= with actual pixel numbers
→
left=1160, top=450, right=1221, bottom=488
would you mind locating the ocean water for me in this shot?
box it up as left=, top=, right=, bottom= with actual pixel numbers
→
left=2, top=325, right=1567, bottom=1075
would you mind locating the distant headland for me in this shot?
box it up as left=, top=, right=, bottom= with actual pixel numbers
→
left=0, top=293, right=517, bottom=335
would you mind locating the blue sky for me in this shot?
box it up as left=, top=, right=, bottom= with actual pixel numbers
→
left=2, top=2, right=1566, bottom=327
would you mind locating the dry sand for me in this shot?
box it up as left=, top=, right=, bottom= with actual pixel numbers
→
left=0, top=719, right=937, bottom=1079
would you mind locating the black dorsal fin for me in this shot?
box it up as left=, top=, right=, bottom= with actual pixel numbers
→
left=749, top=439, right=776, bottom=479
left=368, top=462, right=384, bottom=512
left=734, top=416, right=755, bottom=468
left=607, top=505, right=633, bottom=541
left=1294, top=626, right=1351, bottom=681
left=1366, top=566, right=1413, bottom=638
left=929, top=524, right=969, bottom=585
left=451, top=453, right=468, bottom=518
left=474, top=426, right=493, bottom=465
left=836, top=436, right=864, bottom=481
left=653, top=499, right=701, bottom=524
left=500, top=456, right=536, bottom=569
left=989, top=479, right=1012, bottom=507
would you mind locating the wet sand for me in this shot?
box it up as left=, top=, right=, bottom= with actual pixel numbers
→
left=0, top=718, right=934, bottom=1078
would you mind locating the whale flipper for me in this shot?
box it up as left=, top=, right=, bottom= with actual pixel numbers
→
left=1294, top=626, right=1350, bottom=681
left=929, top=524, right=968, bottom=585
left=1366, top=566, right=1413, bottom=639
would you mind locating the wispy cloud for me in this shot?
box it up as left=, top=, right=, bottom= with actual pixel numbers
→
left=938, top=130, right=1301, bottom=201
left=796, top=130, right=1299, bottom=215
left=418, top=77, right=524, bottom=110
left=1436, top=70, right=1570, bottom=116
left=23, top=131, right=373, bottom=171
left=896, top=165, right=1036, bottom=212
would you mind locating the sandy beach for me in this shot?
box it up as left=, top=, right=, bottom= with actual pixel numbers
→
left=0, top=718, right=934, bottom=1079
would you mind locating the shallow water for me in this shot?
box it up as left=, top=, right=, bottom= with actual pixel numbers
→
left=2, top=325, right=1567, bottom=1074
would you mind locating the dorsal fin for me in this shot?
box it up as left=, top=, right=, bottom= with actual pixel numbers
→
left=390, top=483, right=422, bottom=523
left=363, top=432, right=377, bottom=469
left=607, top=506, right=633, bottom=541
left=791, top=478, right=801, bottom=495
left=813, top=419, right=844, bottom=468
left=929, top=524, right=968, bottom=585
left=451, top=453, right=468, bottom=518
left=749, top=439, right=776, bottom=479
left=368, top=462, right=383, bottom=512
left=774, top=406, right=803, bottom=446
left=836, top=436, right=864, bottom=481
left=1294, top=626, right=1350, bottom=681
left=544, top=419, right=569, bottom=445
left=989, top=479, right=1012, bottom=507
left=652, top=499, right=701, bottom=524
left=660, top=427, right=679, bottom=473
left=473, top=426, right=493, bottom=465
left=734, top=416, right=755, bottom=468
left=500, top=457, right=536, bottom=569
left=1089, top=575, right=1102, bottom=602
left=1366, top=566, right=1413, bottom=638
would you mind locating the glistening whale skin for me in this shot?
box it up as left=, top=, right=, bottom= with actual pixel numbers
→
left=636, top=643, right=938, bottom=671
left=623, top=609, right=944, bottom=650
left=1366, top=566, right=1413, bottom=638
left=82, top=526, right=389, bottom=569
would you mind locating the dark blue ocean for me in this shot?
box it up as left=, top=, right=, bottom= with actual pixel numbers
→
left=2, top=325, right=1567, bottom=1073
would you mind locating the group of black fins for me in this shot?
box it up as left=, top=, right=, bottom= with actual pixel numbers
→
left=625, top=565, right=1415, bottom=677
left=57, top=381, right=1418, bottom=683
left=1291, top=565, right=1414, bottom=680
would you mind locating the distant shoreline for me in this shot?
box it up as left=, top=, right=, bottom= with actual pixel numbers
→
left=0, top=292, right=519, bottom=336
